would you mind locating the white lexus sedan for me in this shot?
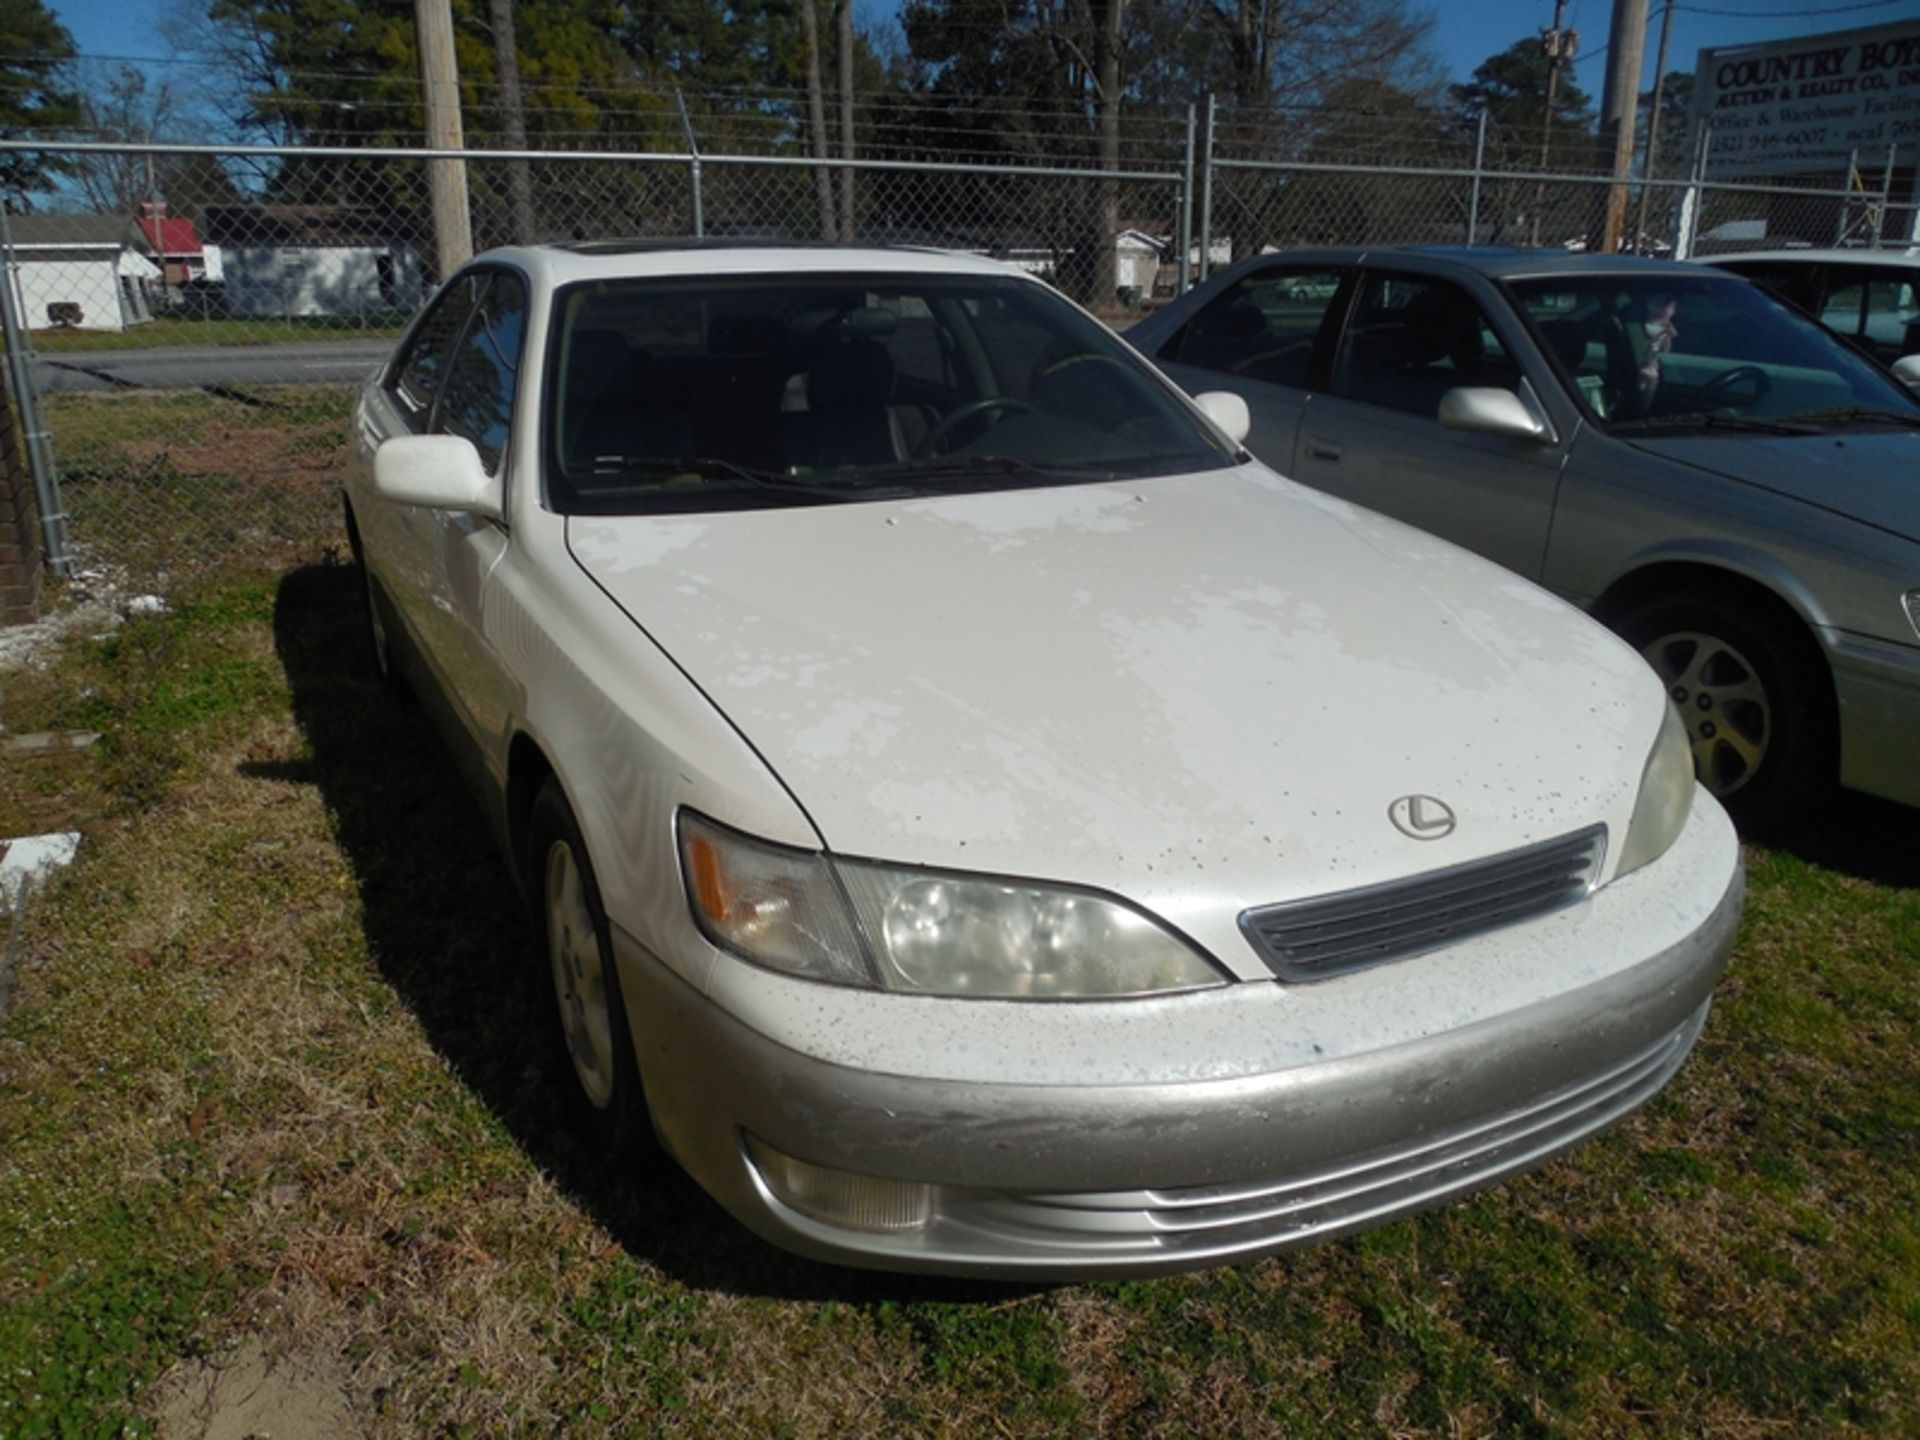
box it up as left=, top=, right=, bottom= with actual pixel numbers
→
left=344, top=242, right=1743, bottom=1278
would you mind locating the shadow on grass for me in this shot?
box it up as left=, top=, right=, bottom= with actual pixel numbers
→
left=262, top=563, right=1040, bottom=1306
left=1764, top=788, right=1920, bottom=891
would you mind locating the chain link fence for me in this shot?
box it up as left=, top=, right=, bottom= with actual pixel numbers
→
left=1, top=106, right=1914, bottom=604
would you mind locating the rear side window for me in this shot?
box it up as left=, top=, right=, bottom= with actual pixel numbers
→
left=393, top=274, right=484, bottom=418
left=434, top=274, right=528, bottom=473
left=1335, top=273, right=1520, bottom=417
left=1168, top=269, right=1344, bottom=389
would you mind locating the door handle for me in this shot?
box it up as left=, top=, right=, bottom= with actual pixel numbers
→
left=1306, top=436, right=1343, bottom=463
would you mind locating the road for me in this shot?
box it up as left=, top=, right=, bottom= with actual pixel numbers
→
left=30, top=339, right=389, bottom=395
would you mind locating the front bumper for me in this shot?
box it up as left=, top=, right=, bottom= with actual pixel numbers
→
left=614, top=803, right=1744, bottom=1279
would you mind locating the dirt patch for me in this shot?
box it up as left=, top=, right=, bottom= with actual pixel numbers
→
left=151, top=1339, right=362, bottom=1440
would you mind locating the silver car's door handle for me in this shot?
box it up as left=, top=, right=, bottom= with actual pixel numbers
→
left=1306, top=437, right=1343, bottom=462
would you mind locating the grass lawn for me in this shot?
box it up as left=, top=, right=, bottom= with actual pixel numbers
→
left=0, top=565, right=1916, bottom=1438
left=26, top=316, right=406, bottom=354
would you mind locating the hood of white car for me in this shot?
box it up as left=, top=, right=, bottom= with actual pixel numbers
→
left=567, top=465, right=1662, bottom=949
left=1623, top=428, right=1920, bottom=542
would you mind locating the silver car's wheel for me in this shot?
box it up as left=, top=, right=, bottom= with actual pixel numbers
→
left=1640, top=630, right=1770, bottom=798
left=545, top=837, right=617, bottom=1110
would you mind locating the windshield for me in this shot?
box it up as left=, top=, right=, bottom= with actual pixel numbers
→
left=544, top=272, right=1236, bottom=513
left=1509, top=273, right=1919, bottom=431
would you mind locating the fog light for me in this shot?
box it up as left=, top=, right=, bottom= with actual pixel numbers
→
left=745, top=1135, right=933, bottom=1233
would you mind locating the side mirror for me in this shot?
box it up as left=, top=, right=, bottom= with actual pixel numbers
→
left=1892, top=354, right=1920, bottom=393
left=1194, top=390, right=1252, bottom=446
left=1439, top=386, right=1553, bottom=443
left=373, top=434, right=501, bottom=519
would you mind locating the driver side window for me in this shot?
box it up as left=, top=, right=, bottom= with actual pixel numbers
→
left=1168, top=269, right=1345, bottom=390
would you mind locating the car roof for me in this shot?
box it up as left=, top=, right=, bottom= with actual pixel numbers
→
left=462, top=239, right=1035, bottom=288
left=1704, top=247, right=1920, bottom=268
left=1206, top=244, right=1727, bottom=282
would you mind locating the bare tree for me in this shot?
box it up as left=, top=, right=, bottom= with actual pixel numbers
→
left=72, top=67, right=182, bottom=215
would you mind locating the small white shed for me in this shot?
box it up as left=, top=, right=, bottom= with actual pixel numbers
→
left=2, top=213, right=158, bottom=333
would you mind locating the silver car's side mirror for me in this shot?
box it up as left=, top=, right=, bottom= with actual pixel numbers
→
left=1194, top=390, right=1252, bottom=446
left=374, top=434, right=502, bottom=520
left=1892, top=354, right=1920, bottom=394
left=1439, top=386, right=1554, bottom=444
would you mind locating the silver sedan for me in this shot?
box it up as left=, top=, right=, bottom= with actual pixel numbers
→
left=1129, top=248, right=1920, bottom=828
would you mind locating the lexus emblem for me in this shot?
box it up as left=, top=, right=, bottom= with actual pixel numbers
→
left=1389, top=794, right=1456, bottom=840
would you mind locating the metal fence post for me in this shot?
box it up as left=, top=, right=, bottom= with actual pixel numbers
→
left=1467, top=110, right=1487, bottom=246
left=675, top=90, right=704, bottom=238
left=1836, top=148, right=1858, bottom=246
left=1178, top=104, right=1196, bottom=294
left=1675, top=124, right=1709, bottom=260
left=1873, top=144, right=1897, bottom=249
left=1198, top=94, right=1216, bottom=282
left=0, top=207, right=70, bottom=579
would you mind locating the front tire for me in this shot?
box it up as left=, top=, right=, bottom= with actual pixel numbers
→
left=1611, top=588, right=1833, bottom=830
left=527, top=780, right=648, bottom=1153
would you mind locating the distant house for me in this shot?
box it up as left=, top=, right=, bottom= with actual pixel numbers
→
left=201, top=205, right=424, bottom=319
left=3, top=213, right=159, bottom=332
left=135, top=201, right=221, bottom=286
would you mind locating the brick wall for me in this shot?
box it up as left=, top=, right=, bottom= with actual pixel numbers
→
left=0, top=354, right=42, bottom=626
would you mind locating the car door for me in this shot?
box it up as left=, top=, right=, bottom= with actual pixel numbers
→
left=355, top=271, right=485, bottom=671
left=1287, top=269, right=1567, bottom=581
left=420, top=269, right=528, bottom=769
left=1149, top=264, right=1352, bottom=473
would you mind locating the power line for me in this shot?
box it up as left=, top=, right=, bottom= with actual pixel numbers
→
left=1674, top=0, right=1908, bottom=14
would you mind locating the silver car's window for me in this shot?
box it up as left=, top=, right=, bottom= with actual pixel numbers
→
left=1334, top=273, right=1521, bottom=417
left=1513, top=273, right=1918, bottom=427
left=433, top=273, right=527, bottom=475
left=543, top=273, right=1235, bottom=514
left=1166, top=268, right=1343, bottom=390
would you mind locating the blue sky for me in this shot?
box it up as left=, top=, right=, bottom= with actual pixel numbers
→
left=43, top=0, right=1912, bottom=97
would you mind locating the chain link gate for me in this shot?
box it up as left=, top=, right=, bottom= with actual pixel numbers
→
left=0, top=115, right=1911, bottom=606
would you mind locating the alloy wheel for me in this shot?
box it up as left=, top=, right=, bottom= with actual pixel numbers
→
left=1640, top=629, right=1771, bottom=798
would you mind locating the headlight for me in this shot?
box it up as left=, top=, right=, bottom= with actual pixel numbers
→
left=1903, top=589, right=1920, bottom=643
left=1615, top=702, right=1695, bottom=878
left=678, top=811, right=1225, bottom=998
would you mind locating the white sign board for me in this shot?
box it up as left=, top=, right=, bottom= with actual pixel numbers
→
left=1692, top=20, right=1920, bottom=177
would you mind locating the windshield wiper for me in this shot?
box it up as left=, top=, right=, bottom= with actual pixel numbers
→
left=853, top=454, right=1118, bottom=486
left=1775, top=406, right=1920, bottom=429
left=1613, top=411, right=1819, bottom=436
left=574, top=455, right=861, bottom=501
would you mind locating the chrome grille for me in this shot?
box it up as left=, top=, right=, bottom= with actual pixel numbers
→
left=1240, top=825, right=1607, bottom=981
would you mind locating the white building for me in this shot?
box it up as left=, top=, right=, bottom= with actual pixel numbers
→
left=3, top=213, right=158, bottom=333
left=202, top=205, right=424, bottom=319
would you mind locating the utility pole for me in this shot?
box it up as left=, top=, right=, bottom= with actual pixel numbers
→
left=488, top=0, right=536, bottom=246
left=1595, top=0, right=1650, bottom=253
left=416, top=0, right=472, bottom=275
left=1634, top=0, right=1677, bottom=253
left=1531, top=1, right=1577, bottom=247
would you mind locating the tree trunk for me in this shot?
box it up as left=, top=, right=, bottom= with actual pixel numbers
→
left=486, top=0, right=535, bottom=246
left=835, top=0, right=856, bottom=242
left=800, top=0, right=837, bottom=242
left=1093, top=0, right=1125, bottom=306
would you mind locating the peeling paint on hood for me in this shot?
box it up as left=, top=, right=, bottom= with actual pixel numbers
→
left=567, top=463, right=1664, bottom=964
